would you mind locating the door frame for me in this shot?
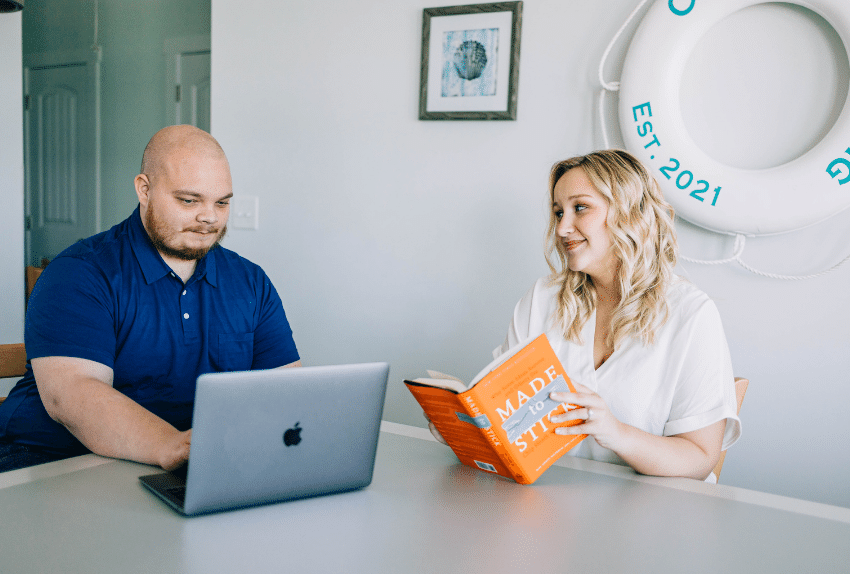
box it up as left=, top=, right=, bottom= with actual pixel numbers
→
left=23, top=48, right=102, bottom=265
left=164, top=34, right=211, bottom=127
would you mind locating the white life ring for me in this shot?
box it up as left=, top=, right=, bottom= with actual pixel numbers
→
left=618, top=0, right=850, bottom=235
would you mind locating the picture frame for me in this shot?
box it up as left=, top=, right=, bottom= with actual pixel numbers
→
left=419, top=2, right=523, bottom=120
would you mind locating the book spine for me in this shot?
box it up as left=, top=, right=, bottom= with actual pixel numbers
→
left=462, top=390, right=533, bottom=484
left=404, top=382, right=517, bottom=481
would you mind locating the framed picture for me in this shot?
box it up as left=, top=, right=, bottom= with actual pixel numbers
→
left=419, top=2, right=523, bottom=120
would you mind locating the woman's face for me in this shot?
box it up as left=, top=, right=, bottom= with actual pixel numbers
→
left=552, top=168, right=617, bottom=286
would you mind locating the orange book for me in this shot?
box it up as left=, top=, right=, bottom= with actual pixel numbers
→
left=404, top=333, right=587, bottom=484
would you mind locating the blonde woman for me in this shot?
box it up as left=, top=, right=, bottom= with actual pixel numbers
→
left=496, top=150, right=740, bottom=480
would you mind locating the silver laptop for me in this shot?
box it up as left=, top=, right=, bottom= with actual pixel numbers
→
left=139, top=362, right=389, bottom=516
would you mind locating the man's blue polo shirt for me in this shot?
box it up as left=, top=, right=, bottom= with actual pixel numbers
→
left=0, top=207, right=299, bottom=455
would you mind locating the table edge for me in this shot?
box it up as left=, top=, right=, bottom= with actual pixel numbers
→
left=4, top=421, right=847, bottom=525
left=379, top=421, right=850, bottom=524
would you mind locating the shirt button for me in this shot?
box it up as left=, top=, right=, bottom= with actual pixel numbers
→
left=182, top=290, right=187, bottom=296
left=171, top=272, right=176, bottom=277
left=183, top=313, right=190, bottom=319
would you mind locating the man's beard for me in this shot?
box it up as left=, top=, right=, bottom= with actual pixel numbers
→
left=145, top=205, right=227, bottom=261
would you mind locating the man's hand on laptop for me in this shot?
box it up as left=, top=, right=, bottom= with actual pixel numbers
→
left=159, top=429, right=192, bottom=471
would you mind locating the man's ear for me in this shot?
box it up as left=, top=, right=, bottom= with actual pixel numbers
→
left=134, top=173, right=151, bottom=207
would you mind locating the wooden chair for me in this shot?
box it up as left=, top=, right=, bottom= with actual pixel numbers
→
left=0, top=343, right=28, bottom=406
left=26, top=265, right=44, bottom=302
left=712, top=377, right=749, bottom=482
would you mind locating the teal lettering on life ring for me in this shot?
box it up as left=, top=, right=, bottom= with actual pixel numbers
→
left=669, top=0, right=696, bottom=16
left=620, top=0, right=850, bottom=234
left=826, top=149, right=850, bottom=185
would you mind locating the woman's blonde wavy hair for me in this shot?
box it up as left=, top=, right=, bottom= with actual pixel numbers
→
left=544, top=149, right=678, bottom=349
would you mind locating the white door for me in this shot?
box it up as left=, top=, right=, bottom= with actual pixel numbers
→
left=24, top=53, right=100, bottom=267
left=165, top=35, right=211, bottom=131
left=178, top=51, right=211, bottom=132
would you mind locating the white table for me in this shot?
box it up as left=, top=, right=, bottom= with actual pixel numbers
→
left=1, top=422, right=848, bottom=573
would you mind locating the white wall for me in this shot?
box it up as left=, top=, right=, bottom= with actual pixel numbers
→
left=212, top=0, right=850, bottom=508
left=0, top=12, right=25, bottom=345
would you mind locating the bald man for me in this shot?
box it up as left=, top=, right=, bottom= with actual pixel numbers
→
left=0, top=126, right=301, bottom=472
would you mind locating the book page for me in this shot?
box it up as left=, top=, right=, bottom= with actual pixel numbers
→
left=425, top=369, right=464, bottom=383
left=407, top=377, right=467, bottom=394
left=468, top=334, right=541, bottom=387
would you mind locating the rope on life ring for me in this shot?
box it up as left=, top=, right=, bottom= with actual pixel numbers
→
left=597, top=0, right=850, bottom=279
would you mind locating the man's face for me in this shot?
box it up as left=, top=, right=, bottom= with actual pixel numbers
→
left=137, top=151, right=233, bottom=261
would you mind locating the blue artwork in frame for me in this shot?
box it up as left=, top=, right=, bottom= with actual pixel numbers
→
left=419, top=2, right=522, bottom=120
left=441, top=28, right=499, bottom=98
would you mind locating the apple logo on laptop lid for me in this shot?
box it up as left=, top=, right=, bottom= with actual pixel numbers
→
left=283, top=422, right=302, bottom=447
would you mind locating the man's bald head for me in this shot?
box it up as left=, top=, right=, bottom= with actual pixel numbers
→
left=134, top=125, right=232, bottom=265
left=140, top=125, right=227, bottom=181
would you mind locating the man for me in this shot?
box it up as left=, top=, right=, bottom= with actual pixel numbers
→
left=0, top=125, right=300, bottom=472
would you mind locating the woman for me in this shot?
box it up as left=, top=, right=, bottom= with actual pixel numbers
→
left=491, top=150, right=739, bottom=480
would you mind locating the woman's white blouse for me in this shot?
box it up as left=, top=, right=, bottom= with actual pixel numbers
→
left=495, top=275, right=741, bottom=467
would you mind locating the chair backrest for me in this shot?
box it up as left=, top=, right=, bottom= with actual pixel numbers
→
left=0, top=343, right=28, bottom=405
left=712, top=377, right=749, bottom=482
left=26, top=266, right=44, bottom=301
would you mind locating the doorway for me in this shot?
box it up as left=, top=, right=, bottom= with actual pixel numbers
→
left=23, top=49, right=101, bottom=267
left=165, top=34, right=211, bottom=132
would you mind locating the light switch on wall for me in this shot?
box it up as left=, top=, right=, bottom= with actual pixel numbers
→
left=231, top=195, right=259, bottom=230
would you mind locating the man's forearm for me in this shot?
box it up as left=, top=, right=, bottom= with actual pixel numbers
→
left=46, top=376, right=187, bottom=468
left=32, top=355, right=190, bottom=470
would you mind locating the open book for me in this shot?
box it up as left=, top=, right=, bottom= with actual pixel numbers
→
left=404, top=333, right=587, bottom=484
